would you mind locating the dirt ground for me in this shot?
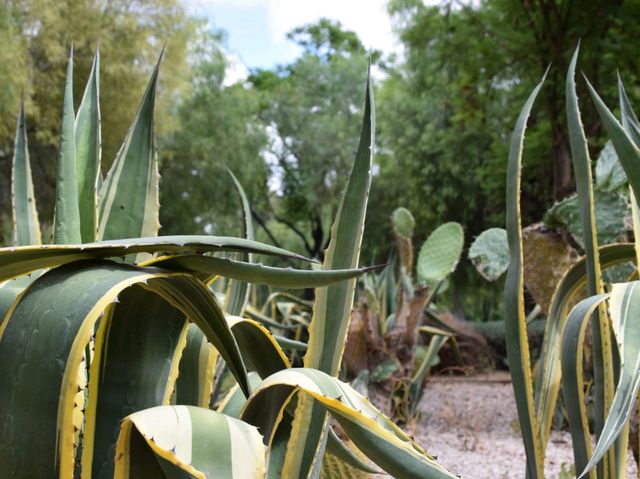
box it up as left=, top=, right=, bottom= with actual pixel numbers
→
left=372, top=372, right=638, bottom=479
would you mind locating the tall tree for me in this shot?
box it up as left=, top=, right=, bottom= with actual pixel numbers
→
left=249, top=19, right=372, bottom=259
left=159, top=29, right=268, bottom=237
left=381, top=0, right=640, bottom=253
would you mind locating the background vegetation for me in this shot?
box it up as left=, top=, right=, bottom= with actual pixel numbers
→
left=2, top=0, right=640, bottom=323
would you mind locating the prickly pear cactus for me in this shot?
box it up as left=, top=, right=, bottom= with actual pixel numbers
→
left=417, top=222, right=464, bottom=286
left=392, top=207, right=415, bottom=238
left=468, top=227, right=509, bottom=281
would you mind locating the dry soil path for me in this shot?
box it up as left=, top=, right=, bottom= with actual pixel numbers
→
left=374, top=373, right=637, bottom=478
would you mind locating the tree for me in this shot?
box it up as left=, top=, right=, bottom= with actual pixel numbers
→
left=159, top=30, right=269, bottom=238
left=379, top=0, right=640, bottom=249
left=249, top=19, right=372, bottom=259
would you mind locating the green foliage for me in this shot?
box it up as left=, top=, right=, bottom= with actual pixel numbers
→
left=286, top=18, right=367, bottom=60
left=248, top=19, right=370, bottom=258
left=160, top=30, right=268, bottom=237
left=377, top=0, right=640, bottom=263
left=0, top=2, right=27, bottom=143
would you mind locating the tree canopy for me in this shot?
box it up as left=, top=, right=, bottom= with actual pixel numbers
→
left=3, top=0, right=640, bottom=277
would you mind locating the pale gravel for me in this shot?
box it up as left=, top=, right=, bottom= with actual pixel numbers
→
left=372, top=373, right=638, bottom=479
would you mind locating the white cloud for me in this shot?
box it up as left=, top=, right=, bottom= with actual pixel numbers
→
left=190, top=0, right=399, bottom=56
left=222, top=51, right=249, bottom=85
left=267, top=0, right=397, bottom=55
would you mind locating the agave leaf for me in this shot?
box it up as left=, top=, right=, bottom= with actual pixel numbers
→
left=74, top=49, right=101, bottom=243
left=217, top=373, right=263, bottom=418
left=274, top=335, right=307, bottom=351
left=0, top=235, right=311, bottom=283
left=261, top=291, right=313, bottom=312
left=11, top=99, right=41, bottom=246
left=241, top=368, right=455, bottom=479
left=561, top=292, right=608, bottom=479
left=585, top=75, right=640, bottom=201
left=0, top=286, right=21, bottom=325
left=325, top=428, right=380, bottom=474
left=151, top=255, right=377, bottom=289
left=98, top=51, right=162, bottom=241
left=114, top=405, right=265, bottom=478
left=224, top=169, right=255, bottom=315
left=53, top=46, right=81, bottom=245
left=283, top=65, right=375, bottom=478
left=534, top=242, right=636, bottom=458
left=81, top=289, right=189, bottom=478
left=565, top=48, right=613, bottom=476
left=418, top=325, right=454, bottom=337
left=227, top=316, right=290, bottom=379
left=618, top=74, right=640, bottom=299
left=408, top=334, right=449, bottom=415
left=468, top=227, right=508, bottom=281
left=504, top=70, right=547, bottom=479
left=303, top=67, right=374, bottom=374
left=0, top=260, right=251, bottom=477
left=244, top=304, right=303, bottom=331
left=417, top=222, right=464, bottom=286
left=618, top=73, right=640, bottom=147
left=572, top=282, right=640, bottom=478
left=175, top=324, right=219, bottom=407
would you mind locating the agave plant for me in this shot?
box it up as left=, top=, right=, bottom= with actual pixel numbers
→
left=506, top=45, right=640, bottom=479
left=0, top=47, right=455, bottom=478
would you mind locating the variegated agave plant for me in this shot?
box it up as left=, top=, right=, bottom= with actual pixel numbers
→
left=0, top=48, right=455, bottom=478
left=506, top=45, right=640, bottom=479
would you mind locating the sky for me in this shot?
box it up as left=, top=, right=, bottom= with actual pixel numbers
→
left=184, top=0, right=399, bottom=70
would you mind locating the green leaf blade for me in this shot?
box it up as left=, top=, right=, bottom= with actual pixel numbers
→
left=115, top=405, right=265, bottom=478
left=11, top=99, right=41, bottom=246
left=150, top=255, right=374, bottom=289
left=283, top=65, right=375, bottom=478
left=98, top=52, right=161, bottom=241
left=53, top=46, right=81, bottom=245
left=75, top=49, right=101, bottom=243
left=0, top=235, right=311, bottom=283
left=504, top=70, right=547, bottom=479
left=577, top=282, right=640, bottom=478
left=224, top=169, right=255, bottom=316
left=241, top=368, right=455, bottom=479
left=585, top=74, right=640, bottom=201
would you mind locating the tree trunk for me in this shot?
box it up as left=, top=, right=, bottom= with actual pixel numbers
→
left=553, top=128, right=574, bottom=200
